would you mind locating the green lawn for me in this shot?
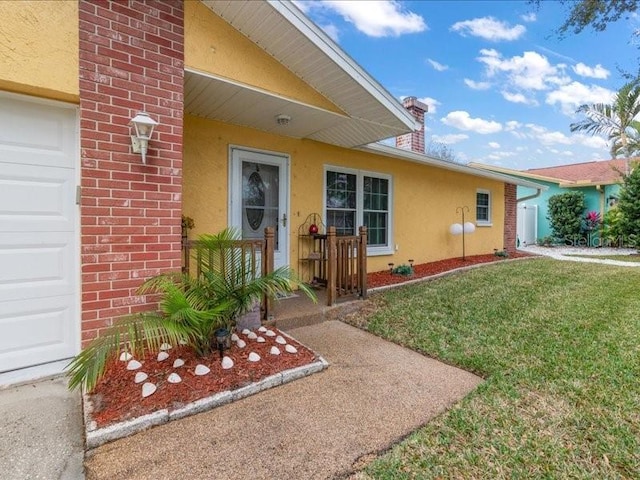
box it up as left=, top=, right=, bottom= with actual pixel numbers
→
left=354, top=259, right=640, bottom=479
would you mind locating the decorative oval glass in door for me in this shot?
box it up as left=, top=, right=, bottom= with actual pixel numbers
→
left=245, top=171, right=265, bottom=231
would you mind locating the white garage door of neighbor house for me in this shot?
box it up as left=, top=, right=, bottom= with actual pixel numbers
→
left=0, top=94, right=79, bottom=374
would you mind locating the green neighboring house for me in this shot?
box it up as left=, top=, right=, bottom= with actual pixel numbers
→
left=471, top=159, right=627, bottom=244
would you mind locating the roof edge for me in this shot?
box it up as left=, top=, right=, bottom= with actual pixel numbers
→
left=361, top=145, right=548, bottom=190
left=469, top=162, right=570, bottom=185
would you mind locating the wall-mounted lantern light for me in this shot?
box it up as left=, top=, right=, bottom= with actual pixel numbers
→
left=129, top=112, right=158, bottom=164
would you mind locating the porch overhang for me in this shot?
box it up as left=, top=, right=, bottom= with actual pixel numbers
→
left=185, top=69, right=412, bottom=148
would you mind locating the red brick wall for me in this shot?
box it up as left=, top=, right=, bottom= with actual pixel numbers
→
left=78, top=0, right=184, bottom=344
left=396, top=96, right=427, bottom=154
left=504, top=183, right=517, bottom=253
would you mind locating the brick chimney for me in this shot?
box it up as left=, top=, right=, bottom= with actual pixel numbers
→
left=396, top=96, right=428, bottom=154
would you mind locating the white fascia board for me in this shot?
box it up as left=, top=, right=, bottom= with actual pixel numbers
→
left=268, top=0, right=416, bottom=131
left=359, top=143, right=549, bottom=190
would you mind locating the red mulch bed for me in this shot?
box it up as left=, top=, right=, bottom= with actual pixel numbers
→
left=88, top=328, right=317, bottom=428
left=367, top=252, right=535, bottom=289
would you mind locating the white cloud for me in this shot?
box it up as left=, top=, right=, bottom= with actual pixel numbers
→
left=427, top=58, right=448, bottom=71
left=314, top=1, right=427, bottom=37
left=521, top=12, right=537, bottom=23
left=571, top=133, right=609, bottom=149
left=520, top=123, right=609, bottom=151
left=537, top=130, right=572, bottom=145
left=505, top=120, right=522, bottom=131
left=441, top=111, right=503, bottom=134
left=501, top=91, right=537, bottom=105
left=451, top=17, right=525, bottom=41
left=545, top=81, right=615, bottom=115
left=417, top=96, right=441, bottom=114
left=464, top=78, right=491, bottom=90
left=488, top=141, right=501, bottom=148
left=562, top=150, right=575, bottom=156
left=477, top=49, right=570, bottom=91
left=572, top=62, right=610, bottom=79
left=431, top=133, right=469, bottom=144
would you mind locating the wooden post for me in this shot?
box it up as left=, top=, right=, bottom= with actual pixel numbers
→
left=359, top=226, right=367, bottom=299
left=263, top=227, right=275, bottom=320
left=327, top=226, right=337, bottom=306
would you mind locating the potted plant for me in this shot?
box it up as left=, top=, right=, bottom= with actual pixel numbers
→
left=66, top=227, right=315, bottom=392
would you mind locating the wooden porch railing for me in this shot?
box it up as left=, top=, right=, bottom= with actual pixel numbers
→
left=181, top=227, right=275, bottom=320
left=326, top=226, right=368, bottom=306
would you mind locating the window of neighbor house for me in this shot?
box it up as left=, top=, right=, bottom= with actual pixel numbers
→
left=476, top=190, right=491, bottom=225
left=325, top=167, right=393, bottom=254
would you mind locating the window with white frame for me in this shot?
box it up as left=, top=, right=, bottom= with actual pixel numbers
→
left=476, top=189, right=491, bottom=224
left=325, top=167, right=392, bottom=254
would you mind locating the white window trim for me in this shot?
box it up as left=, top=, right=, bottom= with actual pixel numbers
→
left=323, top=165, right=394, bottom=256
left=476, top=189, right=492, bottom=226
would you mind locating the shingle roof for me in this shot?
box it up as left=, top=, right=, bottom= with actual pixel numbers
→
left=525, top=158, right=633, bottom=184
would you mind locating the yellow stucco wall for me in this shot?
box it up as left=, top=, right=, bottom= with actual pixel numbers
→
left=184, top=1, right=344, bottom=116
left=184, top=114, right=506, bottom=273
left=0, top=0, right=79, bottom=102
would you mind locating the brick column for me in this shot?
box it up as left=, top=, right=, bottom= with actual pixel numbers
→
left=78, top=0, right=184, bottom=344
left=504, top=183, right=517, bottom=253
left=396, top=96, right=428, bottom=154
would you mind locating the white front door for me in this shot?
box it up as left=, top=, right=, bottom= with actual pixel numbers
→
left=0, top=93, right=79, bottom=373
left=230, top=148, right=289, bottom=269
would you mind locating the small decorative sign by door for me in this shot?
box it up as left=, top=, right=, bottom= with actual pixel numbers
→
left=245, top=170, right=265, bottom=231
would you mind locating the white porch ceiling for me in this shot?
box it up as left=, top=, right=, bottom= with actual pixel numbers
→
left=189, top=0, right=416, bottom=148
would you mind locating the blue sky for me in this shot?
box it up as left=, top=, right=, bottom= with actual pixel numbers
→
left=295, top=0, right=639, bottom=170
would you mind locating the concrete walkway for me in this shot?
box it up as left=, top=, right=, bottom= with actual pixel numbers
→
left=0, top=376, right=85, bottom=480
left=84, top=321, right=481, bottom=479
left=520, top=245, right=640, bottom=266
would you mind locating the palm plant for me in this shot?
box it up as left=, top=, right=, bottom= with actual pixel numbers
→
left=570, top=81, right=640, bottom=168
left=66, top=228, right=315, bottom=392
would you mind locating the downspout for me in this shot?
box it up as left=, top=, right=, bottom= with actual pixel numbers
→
left=517, top=188, right=543, bottom=204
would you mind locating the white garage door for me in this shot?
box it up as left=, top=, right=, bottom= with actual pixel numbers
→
left=0, top=93, right=79, bottom=374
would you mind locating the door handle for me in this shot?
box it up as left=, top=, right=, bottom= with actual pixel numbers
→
left=282, top=213, right=287, bottom=227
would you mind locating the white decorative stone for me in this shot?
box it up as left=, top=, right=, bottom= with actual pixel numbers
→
left=265, top=330, right=276, bottom=337
left=231, top=333, right=240, bottom=342
left=247, top=332, right=258, bottom=340
left=194, top=364, right=210, bottom=376
left=221, top=356, right=234, bottom=370
left=173, top=358, right=185, bottom=368
left=127, top=359, right=142, bottom=370
left=241, top=329, right=251, bottom=335
left=134, top=372, right=148, bottom=384
left=270, top=346, right=281, bottom=355
left=178, top=338, right=188, bottom=346
left=157, top=351, right=169, bottom=362
left=167, top=373, right=182, bottom=384
left=285, top=344, right=298, bottom=354
left=142, top=382, right=156, bottom=398
left=256, top=336, right=266, bottom=343
left=119, top=352, right=133, bottom=362
left=258, top=326, right=267, bottom=333
left=248, top=352, right=261, bottom=362
left=236, top=339, right=246, bottom=348
left=275, top=335, right=287, bottom=345
left=160, top=343, right=172, bottom=351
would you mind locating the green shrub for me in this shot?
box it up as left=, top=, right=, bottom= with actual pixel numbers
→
left=547, top=191, right=585, bottom=240
left=618, top=164, right=640, bottom=239
left=392, top=264, right=413, bottom=276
